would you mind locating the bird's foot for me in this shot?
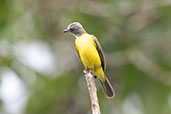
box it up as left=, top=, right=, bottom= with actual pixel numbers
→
left=94, top=75, right=97, bottom=79
left=83, top=69, right=97, bottom=79
left=83, top=69, right=89, bottom=75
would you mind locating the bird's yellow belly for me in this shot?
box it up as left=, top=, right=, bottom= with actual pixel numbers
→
left=76, top=37, right=101, bottom=70
left=80, top=45, right=101, bottom=69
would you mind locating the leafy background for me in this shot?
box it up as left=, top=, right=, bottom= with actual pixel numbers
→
left=0, top=0, right=171, bottom=114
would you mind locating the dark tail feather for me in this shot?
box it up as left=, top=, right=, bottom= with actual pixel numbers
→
left=99, top=75, right=115, bottom=98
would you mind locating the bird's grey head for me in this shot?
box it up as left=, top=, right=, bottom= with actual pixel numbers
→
left=64, top=22, right=86, bottom=36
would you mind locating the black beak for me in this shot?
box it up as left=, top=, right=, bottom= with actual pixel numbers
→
left=63, top=29, right=69, bottom=33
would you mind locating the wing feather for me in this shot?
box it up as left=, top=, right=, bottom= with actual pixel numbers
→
left=91, top=35, right=106, bottom=71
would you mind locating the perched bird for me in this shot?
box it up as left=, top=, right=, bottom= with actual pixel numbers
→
left=64, top=22, right=115, bottom=98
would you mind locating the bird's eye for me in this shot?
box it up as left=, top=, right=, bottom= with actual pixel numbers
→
left=70, top=28, right=74, bottom=31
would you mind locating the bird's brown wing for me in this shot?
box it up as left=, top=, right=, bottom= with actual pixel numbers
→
left=91, top=35, right=106, bottom=71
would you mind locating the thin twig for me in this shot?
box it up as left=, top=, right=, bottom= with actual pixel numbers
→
left=83, top=70, right=101, bottom=114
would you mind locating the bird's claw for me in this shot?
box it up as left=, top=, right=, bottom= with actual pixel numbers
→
left=83, top=69, right=97, bottom=79
left=83, top=69, right=90, bottom=75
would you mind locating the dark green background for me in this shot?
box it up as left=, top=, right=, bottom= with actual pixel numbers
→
left=0, top=0, right=171, bottom=114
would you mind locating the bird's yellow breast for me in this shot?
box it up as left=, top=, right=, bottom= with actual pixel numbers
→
left=75, top=34, right=101, bottom=70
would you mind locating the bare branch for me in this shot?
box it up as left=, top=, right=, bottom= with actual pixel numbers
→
left=83, top=70, right=101, bottom=114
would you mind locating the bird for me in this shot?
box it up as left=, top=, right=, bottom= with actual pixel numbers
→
left=64, top=22, right=115, bottom=98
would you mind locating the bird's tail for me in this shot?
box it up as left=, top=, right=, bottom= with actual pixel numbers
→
left=99, top=75, right=115, bottom=98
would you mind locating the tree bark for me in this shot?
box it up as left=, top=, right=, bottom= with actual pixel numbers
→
left=83, top=70, right=101, bottom=114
